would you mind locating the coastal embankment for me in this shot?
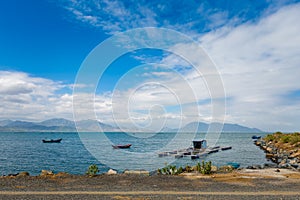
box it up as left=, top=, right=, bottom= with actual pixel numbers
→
left=1, top=168, right=300, bottom=199
left=254, top=132, right=300, bottom=170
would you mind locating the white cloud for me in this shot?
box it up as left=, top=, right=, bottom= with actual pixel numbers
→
left=0, top=71, right=72, bottom=121
left=64, top=0, right=158, bottom=34
left=198, top=3, right=300, bottom=131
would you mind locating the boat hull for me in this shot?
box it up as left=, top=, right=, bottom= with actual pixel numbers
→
left=42, top=139, right=62, bottom=143
left=112, top=144, right=132, bottom=149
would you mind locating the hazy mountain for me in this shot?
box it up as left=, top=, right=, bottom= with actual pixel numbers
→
left=0, top=118, right=262, bottom=133
left=0, top=118, right=119, bottom=132
left=38, top=118, right=75, bottom=127
left=180, top=122, right=209, bottom=132
left=0, top=119, right=13, bottom=126
left=76, top=119, right=120, bottom=132
left=181, top=122, right=263, bottom=133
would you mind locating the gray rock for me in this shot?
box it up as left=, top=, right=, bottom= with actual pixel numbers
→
left=279, top=163, right=292, bottom=169
left=40, top=170, right=54, bottom=176
left=246, top=165, right=262, bottom=169
left=264, top=163, right=278, bottom=168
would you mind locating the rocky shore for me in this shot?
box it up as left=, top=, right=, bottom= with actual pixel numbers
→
left=254, top=132, right=300, bottom=170
left=1, top=168, right=300, bottom=199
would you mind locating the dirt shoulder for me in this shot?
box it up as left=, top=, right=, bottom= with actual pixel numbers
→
left=0, top=168, right=300, bottom=199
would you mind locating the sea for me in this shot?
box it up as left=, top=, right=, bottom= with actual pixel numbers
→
left=0, top=132, right=272, bottom=175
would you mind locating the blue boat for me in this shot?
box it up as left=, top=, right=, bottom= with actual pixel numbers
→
left=252, top=135, right=261, bottom=139
left=227, top=162, right=240, bottom=169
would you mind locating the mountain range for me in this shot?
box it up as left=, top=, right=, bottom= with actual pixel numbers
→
left=0, top=118, right=263, bottom=133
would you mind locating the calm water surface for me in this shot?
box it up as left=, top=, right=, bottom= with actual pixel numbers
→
left=0, top=132, right=271, bottom=175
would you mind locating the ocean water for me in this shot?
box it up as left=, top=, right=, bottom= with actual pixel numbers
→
left=0, top=132, right=271, bottom=175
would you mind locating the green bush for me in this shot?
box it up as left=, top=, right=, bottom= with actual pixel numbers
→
left=86, top=164, right=99, bottom=176
left=265, top=134, right=275, bottom=142
left=281, top=135, right=291, bottom=143
left=157, top=164, right=181, bottom=175
left=196, top=161, right=212, bottom=175
left=290, top=133, right=300, bottom=145
left=185, top=165, right=193, bottom=173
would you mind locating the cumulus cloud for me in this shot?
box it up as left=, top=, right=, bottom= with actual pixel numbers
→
left=0, top=71, right=71, bottom=121
left=200, top=3, right=300, bottom=131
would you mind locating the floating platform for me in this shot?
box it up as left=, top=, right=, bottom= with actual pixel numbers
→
left=158, top=143, right=232, bottom=160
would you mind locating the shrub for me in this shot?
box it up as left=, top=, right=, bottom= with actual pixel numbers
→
left=157, top=165, right=181, bottom=175
left=280, top=135, right=291, bottom=143
left=185, top=165, right=193, bottom=173
left=86, top=164, right=99, bottom=176
left=290, top=133, right=300, bottom=145
left=196, top=161, right=212, bottom=175
left=265, top=134, right=275, bottom=142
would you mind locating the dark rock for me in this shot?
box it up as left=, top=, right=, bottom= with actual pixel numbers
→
left=264, top=163, right=278, bottom=168
left=7, top=173, right=19, bottom=177
left=279, top=163, right=292, bottom=169
left=291, top=164, right=299, bottom=169
left=246, top=165, right=262, bottom=169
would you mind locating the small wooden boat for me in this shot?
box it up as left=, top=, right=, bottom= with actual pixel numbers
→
left=112, top=144, right=132, bottom=149
left=42, top=138, right=62, bottom=143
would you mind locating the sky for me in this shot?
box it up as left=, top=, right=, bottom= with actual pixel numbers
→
left=0, top=0, right=300, bottom=132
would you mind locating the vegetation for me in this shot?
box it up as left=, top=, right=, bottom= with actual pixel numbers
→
left=86, top=164, right=99, bottom=176
left=197, top=161, right=212, bottom=174
left=157, top=161, right=213, bottom=175
left=264, top=132, right=300, bottom=146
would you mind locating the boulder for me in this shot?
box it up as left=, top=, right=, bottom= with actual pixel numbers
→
left=266, top=147, right=273, bottom=153
left=246, top=165, right=262, bottom=169
left=7, top=173, right=19, bottom=177
left=40, top=170, right=54, bottom=176
left=17, top=172, right=30, bottom=177
left=290, top=151, right=300, bottom=159
left=54, top=172, right=70, bottom=177
left=291, top=164, right=299, bottom=169
left=264, top=163, right=278, bottom=168
left=218, top=165, right=234, bottom=173
left=211, top=165, right=218, bottom=173
left=107, top=169, right=117, bottom=175
left=278, top=163, right=292, bottom=169
left=266, top=153, right=274, bottom=158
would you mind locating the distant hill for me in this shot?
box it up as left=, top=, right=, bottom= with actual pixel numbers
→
left=0, top=119, right=13, bottom=126
left=180, top=122, right=263, bottom=133
left=37, top=118, right=75, bottom=127
left=0, top=118, right=262, bottom=133
left=0, top=118, right=119, bottom=132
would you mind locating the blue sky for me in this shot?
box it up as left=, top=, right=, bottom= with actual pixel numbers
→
left=0, top=0, right=300, bottom=132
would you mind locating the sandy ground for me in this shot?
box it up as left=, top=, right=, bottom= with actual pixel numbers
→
left=0, top=168, right=300, bottom=199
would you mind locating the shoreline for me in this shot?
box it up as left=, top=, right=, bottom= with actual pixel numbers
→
left=1, top=168, right=300, bottom=199
left=254, top=132, right=300, bottom=170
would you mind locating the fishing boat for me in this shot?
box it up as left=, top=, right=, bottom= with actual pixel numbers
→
left=252, top=135, right=261, bottom=139
left=112, top=144, right=132, bottom=149
left=42, top=138, right=62, bottom=143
